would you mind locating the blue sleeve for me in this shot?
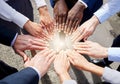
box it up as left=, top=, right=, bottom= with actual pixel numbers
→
left=0, top=67, right=39, bottom=84
left=108, top=48, right=120, bottom=62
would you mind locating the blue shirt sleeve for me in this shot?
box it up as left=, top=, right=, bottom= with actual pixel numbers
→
left=108, top=48, right=120, bottom=62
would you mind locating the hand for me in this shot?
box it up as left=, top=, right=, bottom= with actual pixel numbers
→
left=67, top=50, right=90, bottom=71
left=24, top=20, right=49, bottom=39
left=71, top=15, right=100, bottom=42
left=54, top=0, right=68, bottom=31
left=54, top=51, right=71, bottom=82
left=67, top=50, right=104, bottom=77
left=13, top=35, right=48, bottom=61
left=39, top=6, right=54, bottom=34
left=24, top=49, right=56, bottom=77
left=73, top=41, right=108, bottom=58
left=65, top=1, right=85, bottom=34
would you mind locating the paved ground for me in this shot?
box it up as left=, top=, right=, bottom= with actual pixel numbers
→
left=0, top=0, right=120, bottom=84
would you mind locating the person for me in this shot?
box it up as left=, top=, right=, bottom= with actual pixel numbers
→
left=50, top=0, right=103, bottom=34
left=66, top=50, right=120, bottom=84
left=0, top=26, right=49, bottom=79
left=54, top=51, right=77, bottom=84
left=71, top=0, right=120, bottom=67
left=0, top=0, right=54, bottom=38
left=0, top=49, right=55, bottom=84
left=71, top=0, right=120, bottom=42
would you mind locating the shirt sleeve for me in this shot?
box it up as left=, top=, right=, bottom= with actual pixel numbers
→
left=102, top=67, right=120, bottom=84
left=0, top=0, right=29, bottom=28
left=94, top=0, right=120, bottom=23
left=108, top=48, right=120, bottom=62
left=62, top=80, right=77, bottom=84
left=34, top=0, right=47, bottom=9
left=78, top=0, right=88, bottom=8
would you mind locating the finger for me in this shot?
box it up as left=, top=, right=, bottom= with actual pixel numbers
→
left=56, top=16, right=59, bottom=30
left=38, top=48, right=49, bottom=55
left=64, top=19, right=69, bottom=34
left=67, top=20, right=73, bottom=34
left=16, top=50, right=29, bottom=62
left=29, top=45, right=47, bottom=50
left=42, top=49, right=53, bottom=57
left=46, top=51, right=56, bottom=62
left=76, top=50, right=89, bottom=55
left=69, top=20, right=77, bottom=34
left=73, top=28, right=85, bottom=42
left=73, top=20, right=80, bottom=31
left=61, top=16, right=66, bottom=31
left=30, top=38, right=48, bottom=47
left=68, top=57, right=74, bottom=65
left=48, top=55, right=56, bottom=65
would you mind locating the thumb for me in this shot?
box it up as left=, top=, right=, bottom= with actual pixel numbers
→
left=16, top=50, right=29, bottom=62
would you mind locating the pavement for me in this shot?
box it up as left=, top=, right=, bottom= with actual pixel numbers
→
left=0, top=0, right=120, bottom=84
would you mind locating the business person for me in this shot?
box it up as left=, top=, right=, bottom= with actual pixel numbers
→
left=54, top=51, right=77, bottom=84
left=71, top=0, right=120, bottom=67
left=0, top=49, right=55, bottom=84
left=66, top=50, right=120, bottom=84
left=0, top=0, right=54, bottom=38
left=50, top=0, right=103, bottom=34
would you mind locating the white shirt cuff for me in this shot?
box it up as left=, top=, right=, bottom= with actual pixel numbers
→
left=11, top=33, right=18, bottom=46
left=62, top=80, right=77, bottom=84
left=35, top=0, right=47, bottom=9
left=29, top=66, right=41, bottom=79
left=12, top=12, right=29, bottom=28
left=78, top=0, right=88, bottom=8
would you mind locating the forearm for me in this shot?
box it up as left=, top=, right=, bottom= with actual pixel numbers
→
left=0, top=0, right=29, bottom=28
left=82, top=63, right=104, bottom=77
left=58, top=72, right=71, bottom=83
left=94, top=0, right=120, bottom=23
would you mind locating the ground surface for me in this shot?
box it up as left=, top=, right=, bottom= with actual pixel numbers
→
left=0, top=0, right=120, bottom=84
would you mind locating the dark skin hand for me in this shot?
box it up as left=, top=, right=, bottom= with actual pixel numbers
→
left=54, top=0, right=68, bottom=31
left=65, top=1, right=86, bottom=34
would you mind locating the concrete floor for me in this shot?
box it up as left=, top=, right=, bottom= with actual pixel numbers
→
left=0, top=0, right=120, bottom=84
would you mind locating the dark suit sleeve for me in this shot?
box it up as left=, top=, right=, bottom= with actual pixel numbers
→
left=0, top=25, right=17, bottom=46
left=0, top=67, right=39, bottom=84
left=82, top=0, right=103, bottom=12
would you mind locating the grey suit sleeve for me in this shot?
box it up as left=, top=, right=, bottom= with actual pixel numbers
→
left=0, top=67, right=39, bottom=84
left=102, top=67, right=120, bottom=84
left=62, top=80, right=77, bottom=84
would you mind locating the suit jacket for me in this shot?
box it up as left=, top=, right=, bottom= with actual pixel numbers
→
left=0, top=24, right=18, bottom=46
left=0, top=67, right=39, bottom=84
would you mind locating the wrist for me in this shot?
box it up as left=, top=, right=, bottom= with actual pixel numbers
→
left=92, top=15, right=100, bottom=25
left=58, top=72, right=71, bottom=82
left=38, top=5, right=48, bottom=14
left=76, top=1, right=86, bottom=11
left=23, top=20, right=31, bottom=30
left=103, top=48, right=108, bottom=58
left=85, top=63, right=104, bottom=77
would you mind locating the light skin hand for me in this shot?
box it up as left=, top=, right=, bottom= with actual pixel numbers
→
left=23, top=20, right=49, bottom=40
left=39, top=6, right=54, bottom=34
left=13, top=35, right=48, bottom=62
left=65, top=1, right=85, bottom=34
left=71, top=15, right=100, bottom=42
left=67, top=50, right=104, bottom=77
left=54, top=51, right=71, bottom=82
left=24, top=49, right=56, bottom=77
left=73, top=41, right=108, bottom=58
left=54, top=0, right=68, bottom=31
